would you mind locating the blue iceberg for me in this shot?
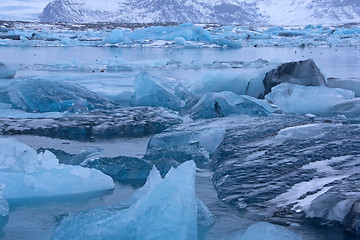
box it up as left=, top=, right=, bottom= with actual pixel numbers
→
left=5, top=78, right=117, bottom=113
left=52, top=161, right=213, bottom=240
left=131, top=72, right=184, bottom=111
left=189, top=91, right=272, bottom=119
left=0, top=137, right=114, bottom=199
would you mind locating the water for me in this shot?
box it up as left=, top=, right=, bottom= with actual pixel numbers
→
left=0, top=46, right=360, bottom=239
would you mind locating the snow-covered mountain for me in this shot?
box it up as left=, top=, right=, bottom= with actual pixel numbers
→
left=38, top=0, right=360, bottom=25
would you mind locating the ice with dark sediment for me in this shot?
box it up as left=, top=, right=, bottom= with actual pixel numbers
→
left=211, top=114, right=360, bottom=233
left=0, top=107, right=182, bottom=140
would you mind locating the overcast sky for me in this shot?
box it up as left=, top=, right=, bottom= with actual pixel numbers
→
left=0, top=0, right=52, bottom=21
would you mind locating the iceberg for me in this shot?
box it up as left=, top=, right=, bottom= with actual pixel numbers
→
left=189, top=91, right=272, bottom=119
left=0, top=62, right=18, bottom=79
left=52, top=161, right=211, bottom=240
left=5, top=78, right=117, bottom=113
left=265, top=83, right=355, bottom=115
left=145, top=119, right=226, bottom=168
left=262, top=59, right=327, bottom=97
left=240, top=222, right=302, bottom=240
left=131, top=72, right=184, bottom=111
left=328, top=78, right=360, bottom=97
left=0, top=137, right=114, bottom=199
left=190, top=70, right=267, bottom=99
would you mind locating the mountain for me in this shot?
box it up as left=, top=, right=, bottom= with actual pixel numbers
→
left=38, top=0, right=360, bottom=25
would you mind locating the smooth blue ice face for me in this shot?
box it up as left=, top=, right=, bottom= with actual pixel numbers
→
left=52, top=161, right=209, bottom=240
left=131, top=72, right=184, bottom=111
left=189, top=91, right=272, bottom=119
left=5, top=78, right=117, bottom=113
left=240, top=222, right=302, bottom=240
left=265, top=83, right=357, bottom=116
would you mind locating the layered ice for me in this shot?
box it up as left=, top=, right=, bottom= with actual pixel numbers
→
left=262, top=59, right=327, bottom=96
left=265, top=83, right=355, bottom=115
left=4, top=78, right=117, bottom=113
left=131, top=72, right=184, bottom=111
left=189, top=91, right=272, bottom=119
left=0, top=137, right=114, bottom=199
left=52, top=161, right=212, bottom=240
left=0, top=107, right=182, bottom=140
left=0, top=62, right=18, bottom=79
left=240, top=222, right=302, bottom=240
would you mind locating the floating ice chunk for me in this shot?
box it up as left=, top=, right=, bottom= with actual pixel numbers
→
left=0, top=62, right=18, bottom=79
left=190, top=91, right=272, bottom=119
left=328, top=78, right=360, bottom=97
left=131, top=72, right=184, bottom=111
left=52, top=161, right=206, bottom=240
left=240, top=222, right=302, bottom=240
left=262, top=59, right=327, bottom=97
left=6, top=78, right=117, bottom=113
left=145, top=120, right=226, bottom=167
left=191, top=70, right=267, bottom=98
left=265, top=83, right=355, bottom=115
left=174, top=36, right=186, bottom=45
left=103, top=29, right=124, bottom=44
left=0, top=137, right=114, bottom=199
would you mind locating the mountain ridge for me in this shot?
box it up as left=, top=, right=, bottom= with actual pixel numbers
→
left=38, top=0, right=360, bottom=26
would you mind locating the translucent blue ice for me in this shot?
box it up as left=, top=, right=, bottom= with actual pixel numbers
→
left=5, top=78, right=117, bottom=113
left=240, top=222, right=302, bottom=240
left=0, top=62, right=18, bottom=79
left=190, top=91, right=272, bottom=119
left=265, top=83, right=356, bottom=115
left=0, top=137, right=114, bottom=199
left=131, top=72, right=184, bottom=111
left=52, top=161, right=213, bottom=240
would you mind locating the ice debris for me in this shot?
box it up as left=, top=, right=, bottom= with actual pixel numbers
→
left=240, top=222, right=302, bottom=240
left=131, top=72, right=184, bottom=111
left=0, top=62, right=18, bottom=79
left=4, top=78, right=117, bottom=113
left=52, top=161, right=213, bottom=240
left=189, top=91, right=272, bottom=119
left=262, top=59, right=327, bottom=97
left=0, top=137, right=114, bottom=199
left=265, top=83, right=356, bottom=115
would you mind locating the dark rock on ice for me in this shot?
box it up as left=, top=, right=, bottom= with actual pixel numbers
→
left=0, top=107, right=182, bottom=140
left=262, top=59, right=327, bottom=97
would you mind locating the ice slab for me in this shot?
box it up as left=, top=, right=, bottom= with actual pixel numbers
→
left=145, top=119, right=227, bottom=168
left=263, top=59, right=327, bottom=96
left=189, top=91, right=272, bottom=119
left=131, top=72, right=184, bottom=111
left=265, top=83, right=355, bottom=115
left=0, top=137, right=114, bottom=199
left=328, top=78, right=360, bottom=97
left=0, top=63, right=18, bottom=79
left=190, top=69, right=269, bottom=99
left=52, top=161, right=212, bottom=240
left=240, top=222, right=302, bottom=240
left=0, top=107, right=182, bottom=140
left=5, top=78, right=117, bottom=113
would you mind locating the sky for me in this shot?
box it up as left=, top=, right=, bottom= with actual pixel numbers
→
left=0, top=0, right=52, bottom=21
